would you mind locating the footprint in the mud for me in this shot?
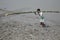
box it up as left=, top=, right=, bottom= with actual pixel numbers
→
left=44, top=25, right=50, bottom=28
left=39, top=24, right=50, bottom=29
left=42, top=23, right=50, bottom=28
left=27, top=24, right=33, bottom=26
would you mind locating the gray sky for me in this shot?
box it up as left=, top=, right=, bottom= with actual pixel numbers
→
left=0, top=0, right=60, bottom=11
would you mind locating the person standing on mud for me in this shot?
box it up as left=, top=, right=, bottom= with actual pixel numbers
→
left=34, top=8, right=45, bottom=27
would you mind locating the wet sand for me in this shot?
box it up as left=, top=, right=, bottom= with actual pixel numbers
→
left=0, top=10, right=60, bottom=40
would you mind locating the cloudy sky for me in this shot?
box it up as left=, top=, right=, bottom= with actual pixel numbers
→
left=0, top=0, right=60, bottom=11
